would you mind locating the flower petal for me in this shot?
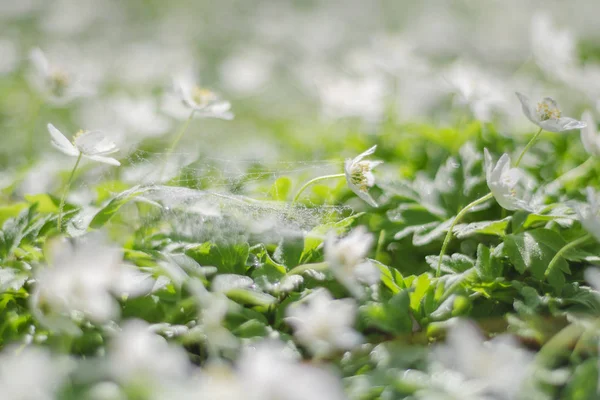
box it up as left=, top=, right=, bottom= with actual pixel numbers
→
left=30, top=48, right=50, bottom=77
left=47, top=123, right=79, bottom=156
left=352, top=145, right=377, bottom=164
left=74, top=131, right=118, bottom=156
left=515, top=92, right=538, bottom=125
left=84, top=154, right=121, bottom=166
left=580, top=111, right=600, bottom=156
left=540, top=117, right=586, bottom=132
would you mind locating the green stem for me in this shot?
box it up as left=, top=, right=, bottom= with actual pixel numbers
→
left=514, top=127, right=543, bottom=167
left=436, top=192, right=494, bottom=277
left=291, top=174, right=345, bottom=203
left=545, top=234, right=592, bottom=278
left=57, top=153, right=83, bottom=232
left=161, top=111, right=195, bottom=179
left=286, top=262, right=328, bottom=277
left=546, top=157, right=595, bottom=192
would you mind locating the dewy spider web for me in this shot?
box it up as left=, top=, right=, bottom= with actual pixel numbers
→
left=67, top=146, right=354, bottom=243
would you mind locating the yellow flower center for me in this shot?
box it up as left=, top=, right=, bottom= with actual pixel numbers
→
left=536, top=100, right=561, bottom=121
left=192, top=87, right=216, bottom=107
left=49, top=70, right=69, bottom=97
left=350, top=162, right=371, bottom=192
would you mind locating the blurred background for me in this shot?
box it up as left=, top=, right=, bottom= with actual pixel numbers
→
left=2, top=0, right=600, bottom=190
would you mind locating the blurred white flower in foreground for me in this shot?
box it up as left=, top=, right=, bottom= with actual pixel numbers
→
left=431, top=320, right=534, bottom=400
left=109, top=319, right=192, bottom=389
left=48, top=123, right=121, bottom=166
left=484, top=149, right=532, bottom=212
left=238, top=341, right=348, bottom=400
left=0, top=346, right=73, bottom=400
left=285, top=289, right=362, bottom=357
left=531, top=13, right=577, bottom=79
left=31, top=234, right=153, bottom=332
left=325, top=226, right=380, bottom=298
left=28, top=48, right=94, bottom=105
left=515, top=92, right=586, bottom=132
left=344, top=145, right=383, bottom=207
left=575, top=187, right=600, bottom=242
left=580, top=111, right=600, bottom=157
left=162, top=77, right=233, bottom=120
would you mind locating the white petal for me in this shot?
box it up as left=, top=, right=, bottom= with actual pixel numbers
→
left=581, top=111, right=600, bottom=157
left=515, top=92, right=538, bottom=125
left=84, top=154, right=121, bottom=166
left=483, top=148, right=494, bottom=181
left=47, top=123, right=79, bottom=156
left=30, top=48, right=49, bottom=76
left=540, top=117, right=586, bottom=132
left=352, top=145, right=377, bottom=164
left=75, top=131, right=118, bottom=156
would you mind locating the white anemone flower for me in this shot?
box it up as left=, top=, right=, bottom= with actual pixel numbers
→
left=29, top=48, right=93, bottom=105
left=163, top=78, right=233, bottom=120
left=344, top=145, right=383, bottom=207
left=285, top=289, right=362, bottom=357
left=484, top=149, right=532, bottom=212
left=575, top=187, right=600, bottom=242
left=325, top=226, right=380, bottom=298
left=432, top=320, right=534, bottom=400
left=515, top=92, right=586, bottom=132
left=47, top=123, right=120, bottom=166
left=580, top=111, right=600, bottom=157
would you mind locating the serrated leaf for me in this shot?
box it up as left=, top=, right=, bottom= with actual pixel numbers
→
left=89, top=185, right=155, bottom=229
left=453, top=217, right=511, bottom=238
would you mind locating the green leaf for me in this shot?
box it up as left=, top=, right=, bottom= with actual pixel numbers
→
left=89, top=185, right=154, bottom=229
left=562, top=358, right=598, bottom=400
left=225, top=288, right=276, bottom=307
left=503, top=229, right=568, bottom=291
left=186, top=242, right=250, bottom=275
left=269, top=177, right=292, bottom=201
left=475, top=244, right=503, bottom=281
left=425, top=253, right=474, bottom=274
left=299, top=212, right=364, bottom=264
left=453, top=217, right=510, bottom=238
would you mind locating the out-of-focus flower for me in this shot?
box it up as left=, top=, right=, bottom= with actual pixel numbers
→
left=515, top=92, right=586, bottom=132
left=285, top=289, right=361, bottom=357
left=0, top=346, right=73, bottom=400
left=162, top=77, right=233, bottom=120
left=580, top=111, right=600, bottom=157
left=111, top=95, right=172, bottom=138
left=47, top=123, right=121, bottom=166
left=28, top=48, right=94, bottom=105
left=31, top=234, right=152, bottom=332
left=219, top=48, right=274, bottom=95
left=431, top=320, right=534, bottom=400
left=325, top=226, right=379, bottom=297
left=108, top=319, right=192, bottom=389
left=344, top=145, right=382, bottom=207
left=575, top=187, right=600, bottom=242
left=531, top=13, right=577, bottom=79
left=484, top=149, right=532, bottom=212
left=238, top=341, right=348, bottom=400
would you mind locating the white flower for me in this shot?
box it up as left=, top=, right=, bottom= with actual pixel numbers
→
left=344, top=145, right=383, bottom=207
left=28, top=48, right=93, bottom=105
left=162, top=77, right=233, bottom=120
left=575, top=187, right=600, bottom=242
left=109, top=319, right=192, bottom=390
left=31, top=234, right=151, bottom=331
left=238, top=341, right=347, bottom=400
left=285, top=289, right=362, bottom=357
left=0, top=346, right=73, bottom=400
left=325, top=226, right=380, bottom=297
left=580, top=111, right=600, bottom=157
left=515, top=92, right=586, bottom=132
left=47, top=123, right=121, bottom=166
left=432, top=320, right=534, bottom=400
left=484, top=149, right=532, bottom=212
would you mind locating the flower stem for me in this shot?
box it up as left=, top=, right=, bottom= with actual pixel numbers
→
left=545, top=234, right=592, bottom=278
left=291, top=174, right=345, bottom=203
left=57, top=153, right=82, bottom=232
left=436, top=192, right=494, bottom=277
left=514, top=127, right=543, bottom=167
left=161, top=111, right=195, bottom=180
left=546, top=157, right=595, bottom=193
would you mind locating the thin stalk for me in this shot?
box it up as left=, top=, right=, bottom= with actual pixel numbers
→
left=161, top=111, right=195, bottom=179
left=514, top=127, right=543, bottom=167
left=545, top=234, right=592, bottom=278
left=291, top=174, right=345, bottom=203
left=436, top=192, right=494, bottom=277
left=57, top=153, right=83, bottom=232
left=546, top=157, right=595, bottom=192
